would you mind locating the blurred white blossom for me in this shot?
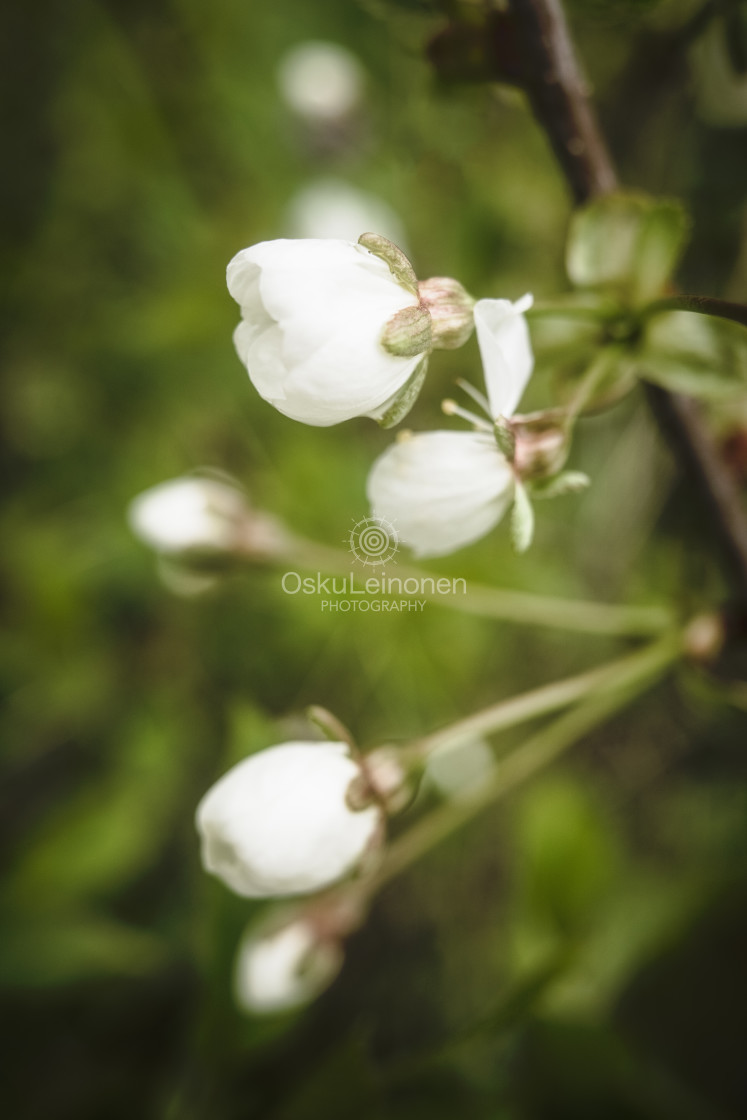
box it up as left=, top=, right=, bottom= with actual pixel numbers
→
left=128, top=477, right=249, bottom=554
left=425, top=737, right=496, bottom=798
left=227, top=238, right=426, bottom=425
left=234, top=915, right=344, bottom=1015
left=286, top=178, right=408, bottom=250
left=196, top=741, right=382, bottom=897
left=277, top=41, right=364, bottom=123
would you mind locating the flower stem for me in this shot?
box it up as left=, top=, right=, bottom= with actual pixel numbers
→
left=277, top=536, right=672, bottom=637
left=564, top=346, right=624, bottom=422
left=362, top=632, right=680, bottom=896
left=410, top=641, right=673, bottom=759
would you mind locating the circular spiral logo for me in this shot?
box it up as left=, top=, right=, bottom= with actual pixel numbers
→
left=348, top=516, right=399, bottom=567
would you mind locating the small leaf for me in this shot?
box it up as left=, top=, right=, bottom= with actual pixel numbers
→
left=511, top=482, right=535, bottom=554
left=0, top=913, right=165, bottom=986
left=566, top=193, right=690, bottom=306
left=640, top=309, right=747, bottom=399
left=376, top=356, right=429, bottom=429
left=359, top=233, right=418, bottom=294
left=531, top=471, right=591, bottom=500
left=634, top=200, right=691, bottom=304
left=381, top=304, right=433, bottom=357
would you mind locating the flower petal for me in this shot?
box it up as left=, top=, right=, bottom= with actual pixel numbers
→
left=474, top=294, right=534, bottom=418
left=367, top=430, right=514, bottom=558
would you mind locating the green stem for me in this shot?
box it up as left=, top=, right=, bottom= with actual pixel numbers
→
left=274, top=536, right=672, bottom=638
left=641, top=295, right=747, bottom=330
left=526, top=301, right=609, bottom=320
left=361, top=633, right=680, bottom=896
left=565, top=345, right=624, bottom=421
left=411, top=642, right=670, bottom=758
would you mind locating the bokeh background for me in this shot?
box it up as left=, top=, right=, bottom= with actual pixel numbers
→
left=2, top=0, right=747, bottom=1117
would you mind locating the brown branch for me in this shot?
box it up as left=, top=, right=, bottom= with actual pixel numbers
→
left=509, top=0, right=747, bottom=601
left=509, top=0, right=615, bottom=202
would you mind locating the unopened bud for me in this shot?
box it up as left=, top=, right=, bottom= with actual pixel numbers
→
left=233, top=891, right=368, bottom=1015
left=683, top=611, right=726, bottom=664
left=234, top=912, right=342, bottom=1015
left=129, top=475, right=292, bottom=567
left=346, top=745, right=417, bottom=815
left=418, top=276, right=475, bottom=350
left=129, top=476, right=250, bottom=556
left=512, top=411, right=570, bottom=481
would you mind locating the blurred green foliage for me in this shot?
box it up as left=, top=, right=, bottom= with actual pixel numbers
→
left=2, top=0, right=747, bottom=1118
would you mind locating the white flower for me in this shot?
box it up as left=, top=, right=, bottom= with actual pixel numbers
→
left=234, top=916, right=343, bottom=1015
left=228, top=238, right=425, bottom=426
left=195, top=741, right=382, bottom=898
left=474, top=293, right=534, bottom=418
left=277, top=41, right=364, bottom=123
left=367, top=293, right=534, bottom=558
left=368, top=431, right=515, bottom=558
left=128, top=477, right=248, bottom=554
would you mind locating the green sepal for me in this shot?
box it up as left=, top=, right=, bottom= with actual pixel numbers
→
left=531, top=471, right=591, bottom=500
left=566, top=192, right=690, bottom=307
left=510, top=482, right=535, bottom=554
left=381, top=304, right=433, bottom=357
left=494, top=417, right=516, bottom=461
left=376, top=356, right=429, bottom=429
left=359, top=232, right=419, bottom=295
left=307, top=705, right=356, bottom=748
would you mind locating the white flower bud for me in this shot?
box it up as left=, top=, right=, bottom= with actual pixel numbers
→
left=196, top=741, right=383, bottom=898
left=277, top=41, right=364, bottom=123
left=128, top=477, right=249, bottom=555
left=233, top=916, right=344, bottom=1015
left=368, top=431, right=515, bottom=558
left=474, top=294, right=534, bottom=418
left=417, top=276, right=475, bottom=350
left=512, top=411, right=570, bottom=480
left=227, top=238, right=427, bottom=426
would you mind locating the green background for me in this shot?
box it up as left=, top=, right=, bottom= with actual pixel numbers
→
left=2, top=1, right=747, bottom=1117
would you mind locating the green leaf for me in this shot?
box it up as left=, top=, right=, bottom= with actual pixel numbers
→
left=0, top=912, right=165, bottom=986
left=376, top=356, right=429, bottom=428
left=566, top=192, right=690, bottom=306
left=634, top=200, right=691, bottom=303
left=512, top=779, right=623, bottom=937
left=511, top=482, right=535, bottom=554
left=639, top=309, right=747, bottom=400
left=6, top=717, right=191, bottom=907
